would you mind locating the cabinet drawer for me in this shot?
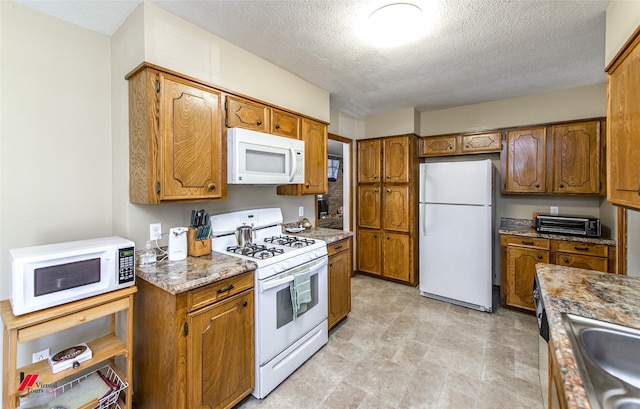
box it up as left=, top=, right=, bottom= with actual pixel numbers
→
left=553, top=241, right=608, bottom=257
left=188, top=271, right=254, bottom=312
left=327, top=238, right=351, bottom=257
left=555, top=254, right=608, bottom=272
left=502, top=236, right=550, bottom=250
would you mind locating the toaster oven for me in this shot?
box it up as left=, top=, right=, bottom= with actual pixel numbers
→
left=534, top=214, right=601, bottom=237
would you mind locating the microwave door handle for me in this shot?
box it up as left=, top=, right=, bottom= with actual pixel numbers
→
left=288, top=146, right=296, bottom=182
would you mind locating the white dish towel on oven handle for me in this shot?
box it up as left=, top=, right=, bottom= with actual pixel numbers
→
left=290, top=270, right=312, bottom=320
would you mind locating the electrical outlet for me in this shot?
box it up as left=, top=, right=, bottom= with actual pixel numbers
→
left=550, top=206, right=559, bottom=215
left=150, top=223, right=162, bottom=241
left=299, top=206, right=304, bottom=217
left=32, top=348, right=49, bottom=363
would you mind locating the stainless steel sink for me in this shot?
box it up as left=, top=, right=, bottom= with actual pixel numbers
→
left=562, top=314, right=640, bottom=409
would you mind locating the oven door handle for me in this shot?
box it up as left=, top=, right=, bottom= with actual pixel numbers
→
left=260, top=256, right=328, bottom=292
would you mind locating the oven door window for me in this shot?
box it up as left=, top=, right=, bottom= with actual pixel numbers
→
left=275, top=274, right=318, bottom=329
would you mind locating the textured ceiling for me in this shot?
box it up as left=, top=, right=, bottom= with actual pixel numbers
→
left=14, top=0, right=609, bottom=118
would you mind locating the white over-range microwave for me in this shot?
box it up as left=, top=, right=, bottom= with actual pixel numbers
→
left=227, top=127, right=305, bottom=184
left=10, top=236, right=136, bottom=316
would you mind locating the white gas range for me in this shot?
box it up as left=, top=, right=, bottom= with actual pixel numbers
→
left=209, top=208, right=328, bottom=399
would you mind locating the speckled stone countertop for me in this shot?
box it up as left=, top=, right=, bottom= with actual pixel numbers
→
left=282, top=225, right=353, bottom=245
left=136, top=251, right=257, bottom=295
left=536, top=263, right=640, bottom=409
left=500, top=217, right=616, bottom=246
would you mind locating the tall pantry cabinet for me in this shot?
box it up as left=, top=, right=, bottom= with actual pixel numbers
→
left=356, top=135, right=419, bottom=286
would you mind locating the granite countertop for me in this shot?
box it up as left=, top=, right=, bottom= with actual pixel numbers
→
left=499, top=218, right=616, bottom=246
left=536, top=264, right=640, bottom=409
left=136, top=250, right=257, bottom=295
left=282, top=225, right=353, bottom=245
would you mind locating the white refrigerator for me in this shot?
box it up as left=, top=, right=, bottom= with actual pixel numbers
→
left=418, top=159, right=494, bottom=312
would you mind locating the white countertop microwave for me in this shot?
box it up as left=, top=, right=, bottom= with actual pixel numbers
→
left=10, top=236, right=135, bottom=316
left=227, top=127, right=305, bottom=184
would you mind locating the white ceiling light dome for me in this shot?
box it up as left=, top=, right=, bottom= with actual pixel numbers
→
left=362, top=2, right=432, bottom=48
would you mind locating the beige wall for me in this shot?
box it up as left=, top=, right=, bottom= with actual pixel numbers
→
left=0, top=1, right=330, bottom=390
left=419, top=83, right=607, bottom=136
left=606, top=1, right=640, bottom=276
left=0, top=0, right=116, bottom=387
left=109, top=2, right=329, bottom=247
left=363, top=107, right=417, bottom=138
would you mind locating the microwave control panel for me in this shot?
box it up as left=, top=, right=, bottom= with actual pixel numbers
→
left=118, top=247, right=136, bottom=285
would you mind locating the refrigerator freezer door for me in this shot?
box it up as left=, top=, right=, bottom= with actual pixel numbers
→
left=419, top=160, right=493, bottom=206
left=419, top=202, right=492, bottom=311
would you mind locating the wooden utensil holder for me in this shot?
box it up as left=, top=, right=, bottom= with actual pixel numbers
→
left=187, top=227, right=211, bottom=257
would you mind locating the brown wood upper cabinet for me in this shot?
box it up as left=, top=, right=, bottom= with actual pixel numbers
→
left=277, top=118, right=328, bottom=195
left=127, top=65, right=225, bottom=203
left=606, top=27, right=640, bottom=209
left=225, top=95, right=270, bottom=133
left=502, top=119, right=605, bottom=195
left=226, top=95, right=301, bottom=139
left=420, top=131, right=502, bottom=157
left=504, top=127, right=547, bottom=193
left=271, top=108, right=300, bottom=139
left=358, top=136, right=411, bottom=183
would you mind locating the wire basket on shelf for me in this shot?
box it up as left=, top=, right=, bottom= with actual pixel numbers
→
left=40, top=365, right=127, bottom=409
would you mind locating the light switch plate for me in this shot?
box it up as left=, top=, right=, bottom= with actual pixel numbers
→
left=299, top=206, right=304, bottom=217
left=550, top=206, right=559, bottom=215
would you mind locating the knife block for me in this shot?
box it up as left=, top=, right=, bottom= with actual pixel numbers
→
left=187, top=227, right=211, bottom=257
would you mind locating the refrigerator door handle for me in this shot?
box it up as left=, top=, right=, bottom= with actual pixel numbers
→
left=421, top=204, right=427, bottom=236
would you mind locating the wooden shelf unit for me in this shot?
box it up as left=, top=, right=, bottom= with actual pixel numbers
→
left=1, top=286, right=136, bottom=409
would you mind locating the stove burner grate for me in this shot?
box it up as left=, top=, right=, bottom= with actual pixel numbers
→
left=264, top=235, right=316, bottom=248
left=226, top=244, right=284, bottom=259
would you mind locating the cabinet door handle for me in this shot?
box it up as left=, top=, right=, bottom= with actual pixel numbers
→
left=537, top=255, right=543, bottom=259
left=564, top=258, right=570, bottom=263
left=374, top=189, right=378, bottom=193
left=386, top=175, right=391, bottom=179
left=373, top=175, right=378, bottom=179
left=275, top=124, right=280, bottom=129
left=256, top=120, right=262, bottom=126
left=208, top=184, right=216, bottom=191
left=637, top=188, right=640, bottom=196
left=522, top=240, right=534, bottom=245
left=334, top=245, right=343, bottom=250
left=329, top=263, right=333, bottom=267
left=217, top=284, right=235, bottom=294
left=386, top=189, right=391, bottom=193
left=535, top=184, right=540, bottom=188
left=559, top=184, right=565, bottom=188
left=242, top=301, right=248, bottom=307
left=574, top=247, right=589, bottom=251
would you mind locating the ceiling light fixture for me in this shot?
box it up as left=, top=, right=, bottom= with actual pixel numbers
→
left=364, top=2, right=430, bottom=48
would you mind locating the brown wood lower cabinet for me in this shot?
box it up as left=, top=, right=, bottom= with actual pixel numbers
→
left=134, top=271, right=254, bottom=409
left=327, top=237, right=352, bottom=329
left=501, top=234, right=616, bottom=311
left=357, top=229, right=415, bottom=284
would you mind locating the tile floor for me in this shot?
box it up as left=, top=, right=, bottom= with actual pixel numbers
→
left=238, top=274, right=543, bottom=408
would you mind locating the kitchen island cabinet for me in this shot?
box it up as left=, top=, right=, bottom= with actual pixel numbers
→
left=606, top=25, right=640, bottom=209
left=356, top=134, right=418, bottom=286
left=134, top=259, right=255, bottom=409
left=127, top=63, right=225, bottom=203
